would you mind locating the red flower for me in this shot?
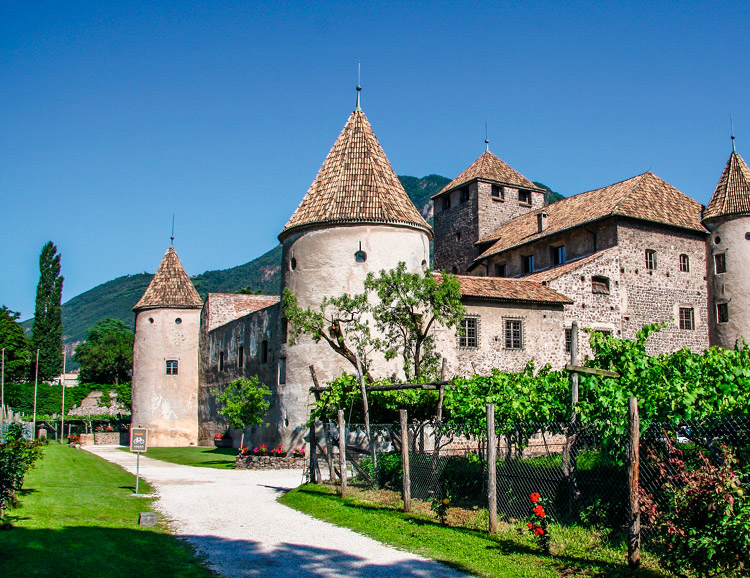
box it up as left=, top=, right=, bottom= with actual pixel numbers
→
left=534, top=527, right=545, bottom=536
left=533, top=505, right=546, bottom=518
left=530, top=492, right=541, bottom=503
left=527, top=522, right=533, bottom=528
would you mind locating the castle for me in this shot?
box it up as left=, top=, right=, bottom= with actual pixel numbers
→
left=129, top=91, right=750, bottom=447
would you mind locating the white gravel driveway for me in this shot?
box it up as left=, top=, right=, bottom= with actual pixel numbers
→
left=85, top=446, right=469, bottom=578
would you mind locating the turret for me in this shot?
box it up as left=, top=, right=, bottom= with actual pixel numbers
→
left=131, top=246, right=203, bottom=446
left=277, top=89, right=432, bottom=435
left=704, top=145, right=750, bottom=348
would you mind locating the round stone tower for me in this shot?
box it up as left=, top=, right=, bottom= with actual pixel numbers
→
left=703, top=145, right=750, bottom=348
left=276, top=89, right=432, bottom=437
left=131, top=246, right=203, bottom=446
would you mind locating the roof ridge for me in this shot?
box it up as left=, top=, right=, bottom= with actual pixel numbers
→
left=433, top=150, right=539, bottom=198
left=133, top=247, right=203, bottom=311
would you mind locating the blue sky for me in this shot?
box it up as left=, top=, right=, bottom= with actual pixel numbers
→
left=2, top=1, right=748, bottom=320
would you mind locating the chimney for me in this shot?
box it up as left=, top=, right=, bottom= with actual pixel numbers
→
left=537, top=211, right=548, bottom=232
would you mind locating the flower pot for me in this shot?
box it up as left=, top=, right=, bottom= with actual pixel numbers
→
left=214, top=438, right=233, bottom=448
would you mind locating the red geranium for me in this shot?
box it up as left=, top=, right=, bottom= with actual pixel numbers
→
left=530, top=492, right=541, bottom=503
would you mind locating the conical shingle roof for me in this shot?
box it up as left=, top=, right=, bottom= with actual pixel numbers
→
left=133, top=247, right=203, bottom=312
left=433, top=151, right=540, bottom=198
left=703, top=152, right=750, bottom=221
left=279, top=110, right=431, bottom=240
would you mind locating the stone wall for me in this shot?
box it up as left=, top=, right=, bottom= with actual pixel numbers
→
left=198, top=303, right=281, bottom=449
left=617, top=220, right=709, bottom=354
left=235, top=454, right=306, bottom=470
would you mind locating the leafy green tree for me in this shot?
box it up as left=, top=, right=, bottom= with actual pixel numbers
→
left=365, top=263, right=464, bottom=381
left=283, top=290, right=375, bottom=380
left=214, top=376, right=271, bottom=446
left=74, top=319, right=134, bottom=385
left=31, top=241, right=64, bottom=382
left=0, top=306, right=31, bottom=383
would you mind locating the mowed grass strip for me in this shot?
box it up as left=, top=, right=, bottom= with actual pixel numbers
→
left=279, top=484, right=673, bottom=578
left=1, top=444, right=217, bottom=578
left=123, top=446, right=238, bottom=469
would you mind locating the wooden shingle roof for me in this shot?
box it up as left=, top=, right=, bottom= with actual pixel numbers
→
left=435, top=273, right=572, bottom=305
left=133, top=247, right=203, bottom=312
left=703, top=152, right=750, bottom=221
left=475, top=172, right=706, bottom=262
left=279, top=110, right=431, bottom=240
left=432, top=151, right=540, bottom=199
left=203, top=293, right=280, bottom=332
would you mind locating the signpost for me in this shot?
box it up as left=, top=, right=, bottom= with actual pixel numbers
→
left=130, top=427, right=148, bottom=496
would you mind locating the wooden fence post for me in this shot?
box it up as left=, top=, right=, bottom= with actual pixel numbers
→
left=309, top=418, right=318, bottom=484
left=400, top=409, right=411, bottom=512
left=338, top=409, right=347, bottom=497
left=487, top=403, right=497, bottom=534
left=628, top=397, right=641, bottom=568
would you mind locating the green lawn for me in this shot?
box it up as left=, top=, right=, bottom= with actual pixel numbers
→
left=123, top=445, right=238, bottom=469
left=1, top=443, right=218, bottom=578
left=279, top=484, right=673, bottom=578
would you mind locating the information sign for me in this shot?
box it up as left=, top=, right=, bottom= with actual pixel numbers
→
left=130, top=428, right=148, bottom=453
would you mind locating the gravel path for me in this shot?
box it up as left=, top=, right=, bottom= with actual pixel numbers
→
left=85, top=446, right=469, bottom=578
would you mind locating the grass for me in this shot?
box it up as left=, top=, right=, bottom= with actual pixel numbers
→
left=1, top=443, right=218, bottom=578
left=121, top=445, right=238, bottom=469
left=279, top=483, right=674, bottom=578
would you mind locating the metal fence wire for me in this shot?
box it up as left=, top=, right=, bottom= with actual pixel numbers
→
left=309, top=415, right=750, bottom=540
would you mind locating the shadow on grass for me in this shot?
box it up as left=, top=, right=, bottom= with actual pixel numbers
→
left=1, top=526, right=465, bottom=578
left=292, top=485, right=668, bottom=578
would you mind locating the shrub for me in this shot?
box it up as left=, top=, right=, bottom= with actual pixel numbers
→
left=640, top=438, right=750, bottom=577
left=0, top=424, right=45, bottom=524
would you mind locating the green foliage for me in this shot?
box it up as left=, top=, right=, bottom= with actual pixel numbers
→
left=74, top=318, right=134, bottom=385
left=214, top=377, right=271, bottom=442
left=234, top=286, right=263, bottom=294
left=310, top=373, right=438, bottom=423
left=365, top=262, right=464, bottom=381
left=0, top=306, right=31, bottom=383
left=3, top=382, right=131, bottom=417
left=641, top=440, right=750, bottom=577
left=532, top=181, right=566, bottom=205
left=31, top=241, right=64, bottom=382
left=0, top=424, right=45, bottom=521
left=444, top=362, right=569, bottom=438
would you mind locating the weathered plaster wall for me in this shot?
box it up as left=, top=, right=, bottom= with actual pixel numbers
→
left=131, top=307, right=200, bottom=446
left=434, top=300, right=568, bottom=376
left=705, top=216, right=750, bottom=348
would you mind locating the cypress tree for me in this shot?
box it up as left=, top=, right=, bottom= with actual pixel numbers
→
left=31, top=241, right=64, bottom=382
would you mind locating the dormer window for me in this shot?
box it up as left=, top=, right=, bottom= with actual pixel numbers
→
left=495, top=263, right=507, bottom=277
left=551, top=246, right=565, bottom=266
left=491, top=185, right=504, bottom=200
left=523, top=255, right=534, bottom=274
left=518, top=189, right=531, bottom=204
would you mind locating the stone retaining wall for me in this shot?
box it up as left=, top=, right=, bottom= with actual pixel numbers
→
left=235, top=455, right=305, bottom=470
left=94, top=432, right=121, bottom=445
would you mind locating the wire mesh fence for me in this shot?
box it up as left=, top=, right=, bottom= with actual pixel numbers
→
left=308, top=412, right=750, bottom=544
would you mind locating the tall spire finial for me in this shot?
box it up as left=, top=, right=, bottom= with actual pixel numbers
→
left=484, top=122, right=490, bottom=152
left=355, top=62, right=362, bottom=112
left=170, top=214, right=175, bottom=248
left=731, top=115, right=736, bottom=153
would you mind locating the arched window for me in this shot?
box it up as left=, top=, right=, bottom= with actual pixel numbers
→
left=679, top=254, right=689, bottom=272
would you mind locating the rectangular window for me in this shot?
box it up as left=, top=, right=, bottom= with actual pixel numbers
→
left=219, top=351, right=225, bottom=371
left=679, top=307, right=695, bottom=330
left=278, top=357, right=286, bottom=385
left=261, top=340, right=269, bottom=364
left=592, top=276, right=610, bottom=294
left=679, top=254, right=690, bottom=272
left=518, top=189, right=531, bottom=204
left=522, top=255, right=534, bottom=274
left=281, top=318, right=288, bottom=344
left=460, top=187, right=469, bottom=203
left=166, top=360, right=178, bottom=375
left=495, top=263, right=507, bottom=277
left=645, top=249, right=657, bottom=270
left=551, top=245, right=565, bottom=266
left=504, top=319, right=524, bottom=350
left=442, top=195, right=451, bottom=211
left=238, top=346, right=244, bottom=368
left=565, top=328, right=572, bottom=354
left=715, top=253, right=727, bottom=274
left=717, top=302, right=729, bottom=323
left=458, top=316, right=479, bottom=348
left=491, top=185, right=504, bottom=200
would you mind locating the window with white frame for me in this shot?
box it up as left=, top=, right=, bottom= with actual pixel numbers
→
left=679, top=307, right=695, bottom=330
left=679, top=254, right=690, bottom=272
left=645, top=249, right=657, bottom=270
left=166, top=360, right=178, bottom=375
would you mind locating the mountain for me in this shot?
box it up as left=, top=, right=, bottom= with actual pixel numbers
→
left=30, top=175, right=563, bottom=347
